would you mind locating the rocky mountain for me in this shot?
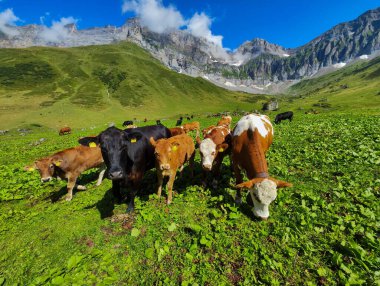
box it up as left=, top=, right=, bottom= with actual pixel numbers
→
left=0, top=7, right=379, bottom=93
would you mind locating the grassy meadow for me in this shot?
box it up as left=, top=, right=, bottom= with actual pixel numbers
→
left=0, top=43, right=379, bottom=285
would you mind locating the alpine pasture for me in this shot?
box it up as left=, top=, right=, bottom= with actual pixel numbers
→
left=0, top=43, right=379, bottom=285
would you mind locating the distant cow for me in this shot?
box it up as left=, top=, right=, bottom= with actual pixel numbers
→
left=183, top=121, right=200, bottom=137
left=78, top=125, right=171, bottom=212
left=169, top=126, right=186, bottom=136
left=191, top=115, right=194, bottom=119
left=26, top=145, right=105, bottom=201
left=150, top=134, right=195, bottom=204
left=274, top=111, right=293, bottom=124
left=196, top=124, right=231, bottom=188
left=232, top=114, right=292, bottom=219
left=186, top=117, right=191, bottom=121
left=144, top=118, right=147, bottom=123
left=122, top=120, right=134, bottom=127
left=156, top=120, right=162, bottom=125
left=175, top=117, right=183, bottom=126
left=59, top=127, right=71, bottom=136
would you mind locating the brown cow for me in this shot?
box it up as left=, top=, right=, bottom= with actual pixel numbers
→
left=232, top=114, right=292, bottom=219
left=59, top=127, right=71, bottom=136
left=217, top=115, right=232, bottom=129
left=182, top=121, right=200, bottom=137
left=26, top=145, right=105, bottom=201
left=150, top=134, right=195, bottom=204
left=196, top=125, right=231, bottom=188
left=169, top=126, right=186, bottom=136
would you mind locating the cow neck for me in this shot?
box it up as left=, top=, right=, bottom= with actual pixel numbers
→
left=249, top=129, right=269, bottom=178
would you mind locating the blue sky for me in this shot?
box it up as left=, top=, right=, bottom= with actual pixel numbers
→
left=0, top=0, right=379, bottom=49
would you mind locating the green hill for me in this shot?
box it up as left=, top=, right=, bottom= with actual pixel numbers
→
left=286, top=57, right=380, bottom=113
left=0, top=42, right=264, bottom=129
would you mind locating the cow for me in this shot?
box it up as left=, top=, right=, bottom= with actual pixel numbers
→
left=274, top=111, right=293, bottom=124
left=190, top=115, right=194, bottom=119
left=186, top=117, right=191, bottom=121
left=169, top=127, right=186, bottom=136
left=122, top=120, right=134, bottom=127
left=182, top=121, right=200, bottom=137
left=231, top=114, right=292, bottom=219
left=25, top=145, right=105, bottom=201
left=196, top=125, right=231, bottom=188
left=150, top=134, right=195, bottom=204
left=59, top=127, right=71, bottom=136
left=175, top=117, right=183, bottom=126
left=78, top=125, right=171, bottom=212
left=144, top=118, right=147, bottom=123
left=217, top=115, right=232, bottom=129
left=156, top=120, right=162, bottom=125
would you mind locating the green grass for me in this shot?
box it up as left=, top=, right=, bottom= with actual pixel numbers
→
left=0, top=114, right=379, bottom=285
left=0, top=42, right=266, bottom=129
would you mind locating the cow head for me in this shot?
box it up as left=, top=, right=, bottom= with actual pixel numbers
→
left=26, top=157, right=63, bottom=182
left=198, top=138, right=228, bottom=171
left=150, top=137, right=178, bottom=172
left=78, top=127, right=143, bottom=180
left=236, top=178, right=292, bottom=219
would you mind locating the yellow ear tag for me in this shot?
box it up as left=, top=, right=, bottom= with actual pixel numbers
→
left=219, top=148, right=224, bottom=152
left=172, top=145, right=178, bottom=151
left=28, top=167, right=35, bottom=171
left=89, top=142, right=97, bottom=148
left=54, top=161, right=61, bottom=167
left=131, top=138, right=137, bottom=143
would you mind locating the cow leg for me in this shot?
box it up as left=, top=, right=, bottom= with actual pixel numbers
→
left=156, top=171, right=164, bottom=200
left=166, top=171, right=176, bottom=205
left=96, top=166, right=106, bottom=186
left=112, top=180, right=123, bottom=203
left=212, top=157, right=223, bottom=189
left=233, top=164, right=243, bottom=205
left=189, top=152, right=195, bottom=178
left=66, top=176, right=77, bottom=201
left=127, top=175, right=142, bottom=213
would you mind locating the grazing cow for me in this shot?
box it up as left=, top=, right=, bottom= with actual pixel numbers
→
left=274, top=111, right=293, bottom=124
left=144, top=118, right=147, bottom=123
left=169, top=127, right=186, bottom=136
left=59, top=127, right=71, bottom=136
left=232, top=114, right=292, bottom=219
left=196, top=125, right=231, bottom=187
left=182, top=121, right=200, bottom=137
left=156, top=120, right=162, bottom=125
left=26, top=145, right=105, bottom=201
left=175, top=117, right=183, bottom=126
left=78, top=125, right=171, bottom=212
left=122, top=120, right=134, bottom=127
left=191, top=115, right=194, bottom=119
left=150, top=134, right=195, bottom=204
left=186, top=117, right=191, bottom=121
left=217, top=115, right=232, bottom=129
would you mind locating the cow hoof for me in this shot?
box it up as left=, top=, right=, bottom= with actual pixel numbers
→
left=166, top=200, right=172, bottom=205
left=77, top=185, right=86, bottom=190
left=65, top=196, right=73, bottom=202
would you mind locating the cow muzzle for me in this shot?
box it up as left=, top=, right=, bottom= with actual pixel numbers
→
left=41, top=177, right=52, bottom=183
left=160, top=164, right=170, bottom=171
left=109, top=170, right=124, bottom=180
left=202, top=164, right=212, bottom=171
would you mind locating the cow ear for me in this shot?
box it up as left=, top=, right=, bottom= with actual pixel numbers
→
left=217, top=143, right=229, bottom=153
left=270, top=178, right=293, bottom=188
left=236, top=178, right=264, bottom=189
left=125, top=132, right=143, bottom=143
left=149, top=137, right=156, bottom=147
left=78, top=136, right=99, bottom=147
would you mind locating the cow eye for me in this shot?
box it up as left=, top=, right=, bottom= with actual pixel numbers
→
left=211, top=152, right=216, bottom=156
left=49, top=164, right=54, bottom=169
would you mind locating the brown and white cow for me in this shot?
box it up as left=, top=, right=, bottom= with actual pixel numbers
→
left=150, top=134, right=195, bottom=204
left=59, top=127, right=71, bottom=136
left=232, top=114, right=292, bottom=219
left=169, top=126, right=186, bottom=137
left=26, top=145, right=105, bottom=201
left=217, top=115, right=232, bottom=129
left=197, top=124, right=231, bottom=188
left=182, top=121, right=200, bottom=137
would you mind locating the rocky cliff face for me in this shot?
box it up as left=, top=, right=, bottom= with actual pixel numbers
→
left=0, top=7, right=379, bottom=93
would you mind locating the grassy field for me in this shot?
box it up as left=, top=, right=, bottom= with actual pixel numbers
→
left=0, top=113, right=379, bottom=285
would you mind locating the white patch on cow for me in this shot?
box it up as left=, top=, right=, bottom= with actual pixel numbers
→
left=221, top=130, right=225, bottom=136
left=199, top=138, right=216, bottom=168
left=233, top=114, right=272, bottom=138
left=250, top=179, right=277, bottom=218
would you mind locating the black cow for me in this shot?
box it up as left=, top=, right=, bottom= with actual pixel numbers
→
left=186, top=117, right=191, bottom=121
left=275, top=111, right=293, bottom=124
left=122, top=120, right=133, bottom=127
left=191, top=115, right=194, bottom=119
left=176, top=117, right=183, bottom=126
left=156, top=120, right=162, bottom=125
left=78, top=125, right=171, bottom=212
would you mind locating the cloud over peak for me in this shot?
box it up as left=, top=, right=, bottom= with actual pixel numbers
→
left=39, top=17, right=78, bottom=43
left=0, top=8, right=20, bottom=36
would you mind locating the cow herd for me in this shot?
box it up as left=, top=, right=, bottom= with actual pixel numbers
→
left=26, top=112, right=293, bottom=220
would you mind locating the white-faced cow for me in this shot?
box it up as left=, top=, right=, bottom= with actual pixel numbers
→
left=78, top=125, right=171, bottom=212
left=26, top=145, right=105, bottom=201
left=232, top=114, right=292, bottom=219
left=150, top=134, right=195, bottom=204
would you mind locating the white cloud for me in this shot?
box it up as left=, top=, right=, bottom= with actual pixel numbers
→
left=0, top=8, right=20, bottom=37
left=39, top=17, right=77, bottom=43
left=187, top=12, right=223, bottom=47
left=122, top=0, right=185, bottom=33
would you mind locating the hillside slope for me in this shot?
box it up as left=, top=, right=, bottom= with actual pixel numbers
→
left=0, top=42, right=262, bottom=129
